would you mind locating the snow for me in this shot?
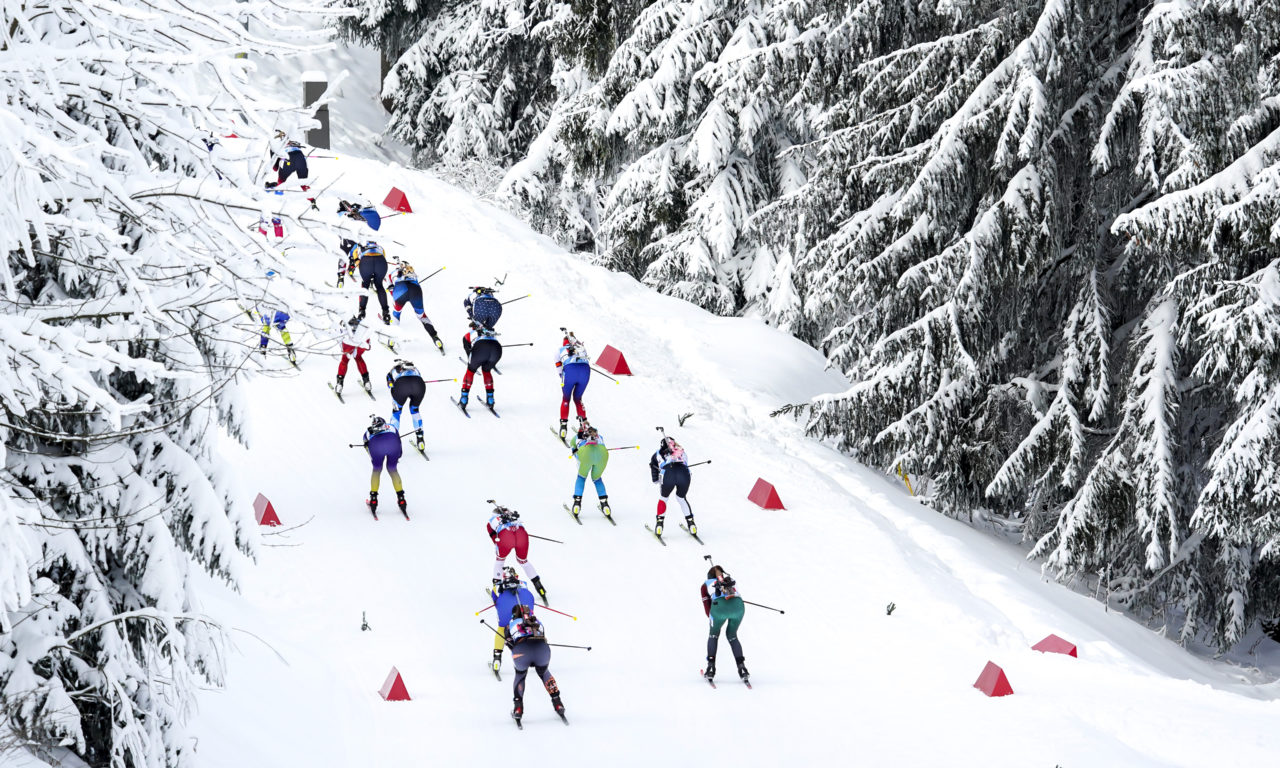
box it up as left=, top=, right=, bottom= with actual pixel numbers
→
left=184, top=150, right=1280, bottom=766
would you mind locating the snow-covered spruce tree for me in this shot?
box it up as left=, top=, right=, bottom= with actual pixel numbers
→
left=501, top=0, right=822, bottom=319
left=0, top=1, right=326, bottom=764
left=336, top=0, right=618, bottom=167
left=1027, top=0, right=1280, bottom=647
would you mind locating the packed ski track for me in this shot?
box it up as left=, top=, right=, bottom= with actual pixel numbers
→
left=190, top=165, right=1280, bottom=766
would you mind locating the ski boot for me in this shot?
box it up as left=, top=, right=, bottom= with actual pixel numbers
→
left=380, top=309, right=391, bottom=325
left=654, top=514, right=664, bottom=536
left=264, top=180, right=278, bottom=189
left=334, top=374, right=344, bottom=395
left=736, top=657, right=749, bottom=680
left=492, top=648, right=502, bottom=673
left=571, top=495, right=582, bottom=519
left=485, top=389, right=495, bottom=408
left=512, top=697, right=523, bottom=724
left=599, top=495, right=612, bottom=519
left=361, top=373, right=373, bottom=395
left=704, top=657, right=716, bottom=680
left=396, top=490, right=407, bottom=513
left=551, top=693, right=565, bottom=716
left=285, top=344, right=297, bottom=365
left=336, top=275, right=344, bottom=288
left=685, top=514, right=698, bottom=536
left=415, top=429, right=425, bottom=452
left=558, top=419, right=568, bottom=441
left=531, top=576, right=548, bottom=604
left=458, top=389, right=470, bottom=413
left=433, top=335, right=445, bottom=354
left=258, top=345, right=267, bottom=356
left=367, top=491, right=379, bottom=513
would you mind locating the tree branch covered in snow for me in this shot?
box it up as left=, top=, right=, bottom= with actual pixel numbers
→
left=0, top=0, right=330, bottom=764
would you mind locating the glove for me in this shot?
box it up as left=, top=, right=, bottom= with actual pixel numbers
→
left=340, top=238, right=356, bottom=253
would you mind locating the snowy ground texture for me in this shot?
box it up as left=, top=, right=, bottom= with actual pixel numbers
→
left=178, top=144, right=1280, bottom=766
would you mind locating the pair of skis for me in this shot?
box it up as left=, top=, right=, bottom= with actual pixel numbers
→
left=328, top=381, right=375, bottom=403
left=366, top=499, right=409, bottom=521
left=644, top=523, right=704, bottom=546
left=450, top=396, right=500, bottom=419
left=563, top=503, right=616, bottom=526
left=700, top=670, right=752, bottom=690
left=513, top=708, right=568, bottom=729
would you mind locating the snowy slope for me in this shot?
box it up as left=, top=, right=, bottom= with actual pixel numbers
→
left=179, top=150, right=1280, bottom=768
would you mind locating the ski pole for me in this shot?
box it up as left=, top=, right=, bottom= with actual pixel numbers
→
left=307, top=152, right=340, bottom=159
left=503, top=343, right=535, bottom=348
left=475, top=603, right=495, bottom=616
left=381, top=211, right=409, bottom=220
left=527, top=533, right=564, bottom=544
left=688, top=460, right=713, bottom=468
left=609, top=445, right=640, bottom=451
left=422, top=378, right=457, bottom=384
left=538, top=605, right=578, bottom=621
left=589, top=366, right=619, bottom=382
left=481, top=619, right=503, bottom=637
left=548, top=643, right=592, bottom=651
left=501, top=294, right=530, bottom=305
left=420, top=266, right=445, bottom=282
left=743, top=600, right=785, bottom=614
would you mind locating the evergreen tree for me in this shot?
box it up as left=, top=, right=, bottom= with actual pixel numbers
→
left=0, top=0, right=321, bottom=763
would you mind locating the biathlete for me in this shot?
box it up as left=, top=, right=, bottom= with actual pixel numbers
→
left=459, top=323, right=501, bottom=413
left=362, top=416, right=406, bottom=515
left=264, top=130, right=308, bottom=189
left=335, top=315, right=372, bottom=396
left=488, top=567, right=538, bottom=673
left=650, top=435, right=698, bottom=536
left=569, top=420, right=610, bottom=520
left=701, top=564, right=748, bottom=682
left=386, top=359, right=426, bottom=452
left=338, top=238, right=391, bottom=324
left=486, top=503, right=547, bottom=603
left=257, top=308, right=295, bottom=364
left=389, top=262, right=445, bottom=353
left=506, top=603, right=565, bottom=725
left=464, top=286, right=502, bottom=328
left=554, top=332, right=590, bottom=440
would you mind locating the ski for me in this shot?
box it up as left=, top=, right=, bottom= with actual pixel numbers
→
left=512, top=713, right=522, bottom=730
left=563, top=504, right=584, bottom=526
left=741, top=677, right=752, bottom=689
left=449, top=396, right=472, bottom=418
left=679, top=524, right=705, bottom=545
left=600, top=504, right=617, bottom=526
left=363, top=385, right=376, bottom=401
left=485, top=404, right=501, bottom=418
left=433, top=338, right=446, bottom=356
left=416, top=443, right=430, bottom=461
left=366, top=500, right=379, bottom=521
left=327, top=382, right=345, bottom=403
left=643, top=524, right=668, bottom=546
left=700, top=670, right=717, bottom=689
left=491, top=664, right=501, bottom=681
left=550, top=426, right=572, bottom=448
left=557, top=711, right=569, bottom=726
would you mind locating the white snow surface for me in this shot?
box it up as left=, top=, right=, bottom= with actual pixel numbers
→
left=184, top=151, right=1280, bottom=766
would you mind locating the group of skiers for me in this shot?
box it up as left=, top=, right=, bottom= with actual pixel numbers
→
left=250, top=139, right=754, bottom=721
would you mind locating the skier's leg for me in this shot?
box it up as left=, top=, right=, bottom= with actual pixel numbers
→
left=514, top=529, right=538, bottom=580
left=354, top=348, right=368, bottom=376
left=513, top=664, right=529, bottom=700
left=571, top=369, right=588, bottom=419
left=390, top=399, right=403, bottom=431
left=559, top=373, right=573, bottom=421
left=707, top=614, right=726, bottom=660
left=494, top=529, right=514, bottom=579
left=574, top=473, right=588, bottom=497
left=408, top=381, right=425, bottom=432
left=592, top=477, right=608, bottom=498
left=675, top=475, right=693, bottom=516
left=386, top=447, right=403, bottom=493
left=338, top=344, right=352, bottom=376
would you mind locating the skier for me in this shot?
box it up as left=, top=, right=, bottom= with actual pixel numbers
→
left=338, top=238, right=391, bottom=324
left=649, top=435, right=697, bottom=536
left=257, top=308, right=296, bottom=364
left=701, top=564, right=748, bottom=682
left=386, top=359, right=426, bottom=452
left=486, top=503, right=547, bottom=603
left=335, top=315, right=373, bottom=397
left=488, top=566, right=538, bottom=674
left=569, top=420, right=610, bottom=520
left=389, top=261, right=445, bottom=353
left=554, top=331, right=590, bottom=440
left=264, top=130, right=308, bottom=189
left=464, top=286, right=502, bottom=328
left=506, top=603, right=565, bottom=724
left=362, top=415, right=406, bottom=515
left=337, top=198, right=380, bottom=230
left=459, top=322, right=501, bottom=413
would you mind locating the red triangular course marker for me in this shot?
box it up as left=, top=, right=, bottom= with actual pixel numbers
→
left=1031, top=633, right=1078, bottom=658
left=595, top=345, right=632, bottom=375
left=379, top=666, right=411, bottom=701
left=383, top=187, right=412, bottom=213
left=973, top=661, right=1014, bottom=697
left=252, top=493, right=281, bottom=527
left=747, top=478, right=785, bottom=510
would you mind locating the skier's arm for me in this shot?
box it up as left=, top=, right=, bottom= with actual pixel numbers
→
left=386, top=371, right=395, bottom=389
left=650, top=452, right=661, bottom=483
left=701, top=584, right=711, bottom=617
left=486, top=522, right=498, bottom=541
left=462, top=332, right=473, bottom=356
